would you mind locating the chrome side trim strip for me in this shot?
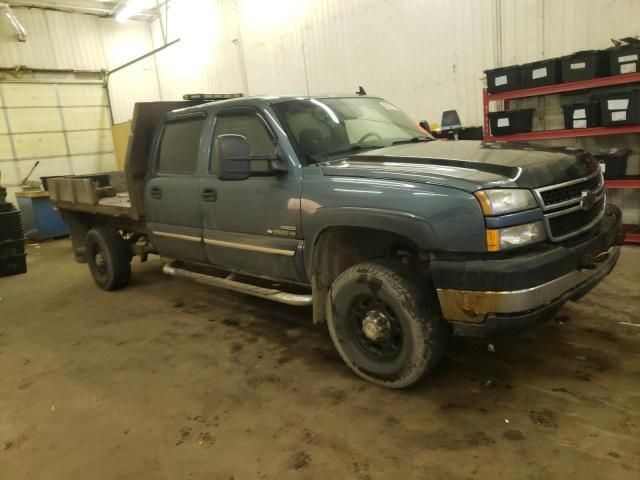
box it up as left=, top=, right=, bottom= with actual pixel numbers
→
left=204, top=238, right=296, bottom=257
left=163, top=264, right=311, bottom=306
left=437, top=246, right=619, bottom=323
left=153, top=231, right=201, bottom=242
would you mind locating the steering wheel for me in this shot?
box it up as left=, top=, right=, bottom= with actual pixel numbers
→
left=357, top=132, right=383, bottom=144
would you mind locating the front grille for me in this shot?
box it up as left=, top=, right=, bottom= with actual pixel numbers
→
left=548, top=198, right=605, bottom=239
left=539, top=174, right=602, bottom=206
left=535, top=171, right=605, bottom=241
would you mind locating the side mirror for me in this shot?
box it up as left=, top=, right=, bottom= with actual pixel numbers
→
left=217, top=134, right=251, bottom=181
left=217, top=134, right=288, bottom=181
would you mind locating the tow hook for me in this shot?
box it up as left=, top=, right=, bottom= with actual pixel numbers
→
left=581, top=250, right=610, bottom=269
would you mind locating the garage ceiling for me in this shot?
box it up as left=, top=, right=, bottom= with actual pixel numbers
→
left=5, top=0, right=156, bottom=19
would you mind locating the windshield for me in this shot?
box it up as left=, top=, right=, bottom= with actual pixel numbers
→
left=272, top=97, right=432, bottom=163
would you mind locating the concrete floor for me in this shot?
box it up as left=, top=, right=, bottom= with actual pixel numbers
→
left=1, top=240, right=639, bottom=480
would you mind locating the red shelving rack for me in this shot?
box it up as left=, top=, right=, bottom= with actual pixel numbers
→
left=482, top=72, right=640, bottom=142
left=604, top=179, right=640, bottom=244
left=483, top=72, right=640, bottom=244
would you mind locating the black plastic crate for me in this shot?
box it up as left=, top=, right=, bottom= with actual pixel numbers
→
left=599, top=89, right=640, bottom=126
left=561, top=50, right=609, bottom=82
left=593, top=148, right=631, bottom=179
left=457, top=126, right=484, bottom=140
left=0, top=253, right=26, bottom=277
left=488, top=109, right=535, bottom=135
left=0, top=210, right=24, bottom=240
left=0, top=238, right=25, bottom=258
left=485, top=65, right=522, bottom=93
left=562, top=101, right=600, bottom=129
left=608, top=44, right=640, bottom=75
left=522, top=59, right=561, bottom=88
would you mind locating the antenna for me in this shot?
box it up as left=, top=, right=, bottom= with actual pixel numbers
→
left=301, top=41, right=310, bottom=98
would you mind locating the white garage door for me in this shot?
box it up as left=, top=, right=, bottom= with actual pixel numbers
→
left=0, top=78, right=116, bottom=202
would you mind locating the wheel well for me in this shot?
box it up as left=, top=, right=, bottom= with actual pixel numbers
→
left=310, top=226, right=427, bottom=324
left=58, top=210, right=146, bottom=263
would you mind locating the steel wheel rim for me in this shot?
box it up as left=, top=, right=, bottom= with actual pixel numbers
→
left=92, top=244, right=108, bottom=277
left=349, top=295, right=403, bottom=360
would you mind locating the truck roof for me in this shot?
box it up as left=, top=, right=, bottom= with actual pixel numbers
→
left=170, top=94, right=379, bottom=114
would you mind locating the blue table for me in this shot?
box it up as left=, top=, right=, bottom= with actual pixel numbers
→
left=15, top=191, right=69, bottom=240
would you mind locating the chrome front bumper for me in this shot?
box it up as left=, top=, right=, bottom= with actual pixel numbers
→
left=437, top=246, right=620, bottom=323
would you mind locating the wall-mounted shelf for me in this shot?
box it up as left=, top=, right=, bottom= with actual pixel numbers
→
left=484, top=125, right=640, bottom=142
left=486, top=72, right=640, bottom=102
left=482, top=72, right=640, bottom=141
left=605, top=178, right=640, bottom=189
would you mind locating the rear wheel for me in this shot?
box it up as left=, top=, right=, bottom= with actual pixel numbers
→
left=326, top=261, right=447, bottom=388
left=86, top=227, right=132, bottom=291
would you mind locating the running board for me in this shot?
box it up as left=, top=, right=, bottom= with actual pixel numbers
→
left=162, top=264, right=313, bottom=306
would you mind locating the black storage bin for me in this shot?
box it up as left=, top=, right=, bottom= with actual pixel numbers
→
left=562, top=101, right=600, bottom=129
left=522, top=59, right=561, bottom=88
left=599, top=89, right=640, bottom=126
left=0, top=238, right=25, bottom=258
left=0, top=253, right=26, bottom=277
left=488, top=109, right=535, bottom=135
left=0, top=186, right=6, bottom=203
left=608, top=44, right=640, bottom=75
left=593, top=149, right=631, bottom=179
left=485, top=65, right=522, bottom=93
left=561, top=50, right=609, bottom=82
left=0, top=206, right=26, bottom=277
left=457, top=126, right=484, bottom=140
left=0, top=210, right=24, bottom=239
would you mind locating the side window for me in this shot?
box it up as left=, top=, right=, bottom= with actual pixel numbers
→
left=211, top=113, right=274, bottom=172
left=157, top=116, right=205, bottom=174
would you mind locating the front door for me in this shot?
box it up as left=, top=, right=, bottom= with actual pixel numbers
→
left=145, top=113, right=207, bottom=262
left=200, top=107, right=304, bottom=283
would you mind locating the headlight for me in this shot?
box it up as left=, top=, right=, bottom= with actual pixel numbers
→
left=474, top=189, right=538, bottom=215
left=486, top=221, right=545, bottom=251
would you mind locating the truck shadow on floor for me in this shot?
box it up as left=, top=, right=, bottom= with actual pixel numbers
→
left=129, top=260, right=638, bottom=402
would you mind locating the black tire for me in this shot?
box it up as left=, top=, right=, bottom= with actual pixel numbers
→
left=85, top=227, right=132, bottom=291
left=326, top=261, right=447, bottom=388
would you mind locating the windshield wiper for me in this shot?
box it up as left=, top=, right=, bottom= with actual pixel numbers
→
left=310, top=144, right=384, bottom=162
left=392, top=136, right=433, bottom=145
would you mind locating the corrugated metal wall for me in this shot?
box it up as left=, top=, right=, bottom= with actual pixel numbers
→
left=3, top=1, right=639, bottom=127
left=1, top=1, right=639, bottom=223
left=0, top=7, right=159, bottom=123
left=0, top=7, right=105, bottom=70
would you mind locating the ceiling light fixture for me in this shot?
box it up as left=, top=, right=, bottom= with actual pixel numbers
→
left=115, top=0, right=154, bottom=23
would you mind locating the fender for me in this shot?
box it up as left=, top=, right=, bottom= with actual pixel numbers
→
left=303, top=206, right=441, bottom=274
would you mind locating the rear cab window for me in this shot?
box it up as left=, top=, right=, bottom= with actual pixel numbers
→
left=157, top=115, right=206, bottom=174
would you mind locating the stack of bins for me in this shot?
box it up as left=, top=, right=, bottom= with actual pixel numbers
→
left=0, top=188, right=27, bottom=277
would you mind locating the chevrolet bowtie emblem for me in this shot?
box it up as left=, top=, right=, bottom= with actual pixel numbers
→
left=580, top=190, right=597, bottom=210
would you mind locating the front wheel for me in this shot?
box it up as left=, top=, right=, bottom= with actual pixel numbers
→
left=326, top=261, right=447, bottom=388
left=86, top=227, right=132, bottom=291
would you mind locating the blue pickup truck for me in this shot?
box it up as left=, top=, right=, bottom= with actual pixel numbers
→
left=52, top=94, right=622, bottom=388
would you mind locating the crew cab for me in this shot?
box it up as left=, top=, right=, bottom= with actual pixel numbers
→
left=50, top=94, right=622, bottom=388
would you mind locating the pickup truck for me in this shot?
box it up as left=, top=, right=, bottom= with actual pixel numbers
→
left=50, top=94, right=623, bottom=388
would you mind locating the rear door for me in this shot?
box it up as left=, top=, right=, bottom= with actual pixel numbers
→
left=145, top=112, right=207, bottom=262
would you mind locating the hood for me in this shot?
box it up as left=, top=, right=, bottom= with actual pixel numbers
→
left=320, top=141, right=599, bottom=192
